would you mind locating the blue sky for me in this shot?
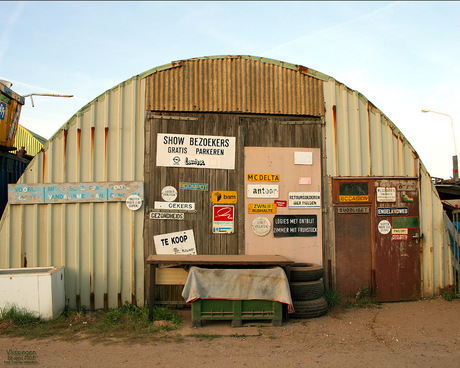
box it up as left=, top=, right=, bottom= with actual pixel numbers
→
left=1, top=1, right=459, bottom=179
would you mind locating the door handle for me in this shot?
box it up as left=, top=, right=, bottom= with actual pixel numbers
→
left=412, top=232, right=423, bottom=243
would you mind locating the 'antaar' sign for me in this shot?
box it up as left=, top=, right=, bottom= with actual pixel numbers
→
left=156, top=133, right=236, bottom=169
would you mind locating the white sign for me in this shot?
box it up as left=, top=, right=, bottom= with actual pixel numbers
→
left=150, top=212, right=185, bottom=220
left=294, top=151, right=313, bottom=165
left=252, top=217, right=271, bottom=236
left=154, top=201, right=195, bottom=211
left=378, top=220, right=391, bottom=235
left=247, top=184, right=279, bottom=198
left=154, top=229, right=197, bottom=255
left=125, top=195, right=142, bottom=211
left=156, top=133, right=236, bottom=170
left=376, top=187, right=396, bottom=202
left=161, top=186, right=177, bottom=202
left=288, top=192, right=321, bottom=208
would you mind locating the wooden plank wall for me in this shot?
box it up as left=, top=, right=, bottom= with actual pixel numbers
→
left=144, top=112, right=322, bottom=303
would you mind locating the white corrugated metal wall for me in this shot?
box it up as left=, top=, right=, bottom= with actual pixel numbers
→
left=0, top=76, right=146, bottom=309
left=323, top=79, right=453, bottom=297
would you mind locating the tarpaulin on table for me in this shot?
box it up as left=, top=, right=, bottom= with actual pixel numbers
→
left=181, top=266, right=294, bottom=313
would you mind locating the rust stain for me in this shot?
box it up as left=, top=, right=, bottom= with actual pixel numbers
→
left=296, top=65, right=310, bottom=75
left=63, top=129, right=68, bottom=165
left=76, top=294, right=81, bottom=308
left=171, top=60, right=183, bottom=68
left=77, top=128, right=81, bottom=158
left=118, top=293, right=122, bottom=307
left=132, top=294, right=136, bottom=306
left=332, top=105, right=338, bottom=170
left=42, top=151, right=46, bottom=180
left=90, top=292, right=95, bottom=311
left=104, top=293, right=108, bottom=310
left=91, top=127, right=95, bottom=157
left=104, top=127, right=109, bottom=161
left=23, top=253, right=27, bottom=268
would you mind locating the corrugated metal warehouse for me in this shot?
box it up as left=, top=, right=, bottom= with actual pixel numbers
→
left=0, top=55, right=452, bottom=309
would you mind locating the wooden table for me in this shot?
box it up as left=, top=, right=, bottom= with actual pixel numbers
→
left=146, top=254, right=295, bottom=320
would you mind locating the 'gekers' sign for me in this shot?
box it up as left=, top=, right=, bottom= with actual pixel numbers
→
left=156, top=133, right=236, bottom=169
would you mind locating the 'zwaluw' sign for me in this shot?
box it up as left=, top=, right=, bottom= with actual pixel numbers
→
left=156, top=133, right=236, bottom=170
left=8, top=181, right=143, bottom=204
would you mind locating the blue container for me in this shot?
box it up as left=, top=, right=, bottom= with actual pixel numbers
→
left=0, top=151, right=30, bottom=216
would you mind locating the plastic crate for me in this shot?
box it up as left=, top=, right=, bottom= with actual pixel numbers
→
left=191, top=299, right=282, bottom=327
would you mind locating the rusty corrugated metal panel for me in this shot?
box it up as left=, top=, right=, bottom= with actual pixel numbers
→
left=0, top=76, right=146, bottom=310
left=145, top=56, right=324, bottom=116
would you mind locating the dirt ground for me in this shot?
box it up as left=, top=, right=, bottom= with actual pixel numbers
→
left=1, top=298, right=459, bottom=368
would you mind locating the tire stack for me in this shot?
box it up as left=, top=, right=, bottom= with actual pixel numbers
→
left=289, top=263, right=328, bottom=319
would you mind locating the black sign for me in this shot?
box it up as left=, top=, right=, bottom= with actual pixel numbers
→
left=273, top=215, right=317, bottom=237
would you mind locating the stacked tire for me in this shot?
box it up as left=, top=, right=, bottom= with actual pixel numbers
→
left=289, top=263, right=328, bottom=319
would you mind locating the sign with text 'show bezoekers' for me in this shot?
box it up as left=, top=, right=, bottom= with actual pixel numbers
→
left=156, top=133, right=236, bottom=170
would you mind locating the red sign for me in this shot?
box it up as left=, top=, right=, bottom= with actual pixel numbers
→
left=213, top=205, right=234, bottom=221
left=392, top=234, right=408, bottom=241
left=274, top=200, right=287, bottom=208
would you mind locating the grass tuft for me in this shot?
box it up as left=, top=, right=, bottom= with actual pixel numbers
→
left=0, top=303, right=182, bottom=342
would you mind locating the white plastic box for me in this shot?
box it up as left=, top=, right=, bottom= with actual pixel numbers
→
left=0, top=266, right=65, bottom=319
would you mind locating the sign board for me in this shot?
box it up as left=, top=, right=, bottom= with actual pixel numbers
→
left=8, top=181, right=143, bottom=205
left=378, top=220, right=391, bottom=235
left=392, top=234, right=409, bottom=241
left=212, top=191, right=237, bottom=204
left=393, top=216, right=419, bottom=229
left=377, top=207, right=409, bottom=216
left=294, top=151, right=313, bottom=165
left=392, top=228, right=408, bottom=241
left=376, top=187, right=396, bottom=202
left=161, top=186, right=177, bottom=202
left=247, top=185, right=279, bottom=198
left=126, top=195, right=142, bottom=211
left=149, top=212, right=185, bottom=220
left=247, top=174, right=279, bottom=182
left=273, top=215, right=318, bottom=237
left=212, top=205, right=234, bottom=234
left=274, top=200, right=287, bottom=208
left=336, top=206, right=369, bottom=214
left=339, top=195, right=369, bottom=202
left=251, top=217, right=271, bottom=236
left=248, top=203, right=277, bottom=214
left=179, top=182, right=208, bottom=191
left=156, top=133, right=236, bottom=169
left=154, top=201, right=195, bottom=211
left=154, top=229, right=196, bottom=255
left=299, top=177, right=312, bottom=185
left=288, top=192, right=321, bottom=208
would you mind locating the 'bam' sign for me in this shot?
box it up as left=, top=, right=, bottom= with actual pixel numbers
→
left=212, top=191, right=238, bottom=204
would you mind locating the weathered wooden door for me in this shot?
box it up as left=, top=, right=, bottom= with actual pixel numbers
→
left=333, top=179, right=374, bottom=298
left=144, top=112, right=241, bottom=302
left=374, top=179, right=421, bottom=301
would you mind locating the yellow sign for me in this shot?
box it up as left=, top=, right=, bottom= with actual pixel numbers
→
left=339, top=195, right=369, bottom=202
left=248, top=203, right=277, bottom=214
left=212, top=191, right=238, bottom=204
left=247, top=174, right=280, bottom=182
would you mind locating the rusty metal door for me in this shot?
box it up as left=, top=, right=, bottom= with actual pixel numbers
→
left=333, top=179, right=374, bottom=298
left=374, top=179, right=421, bottom=302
